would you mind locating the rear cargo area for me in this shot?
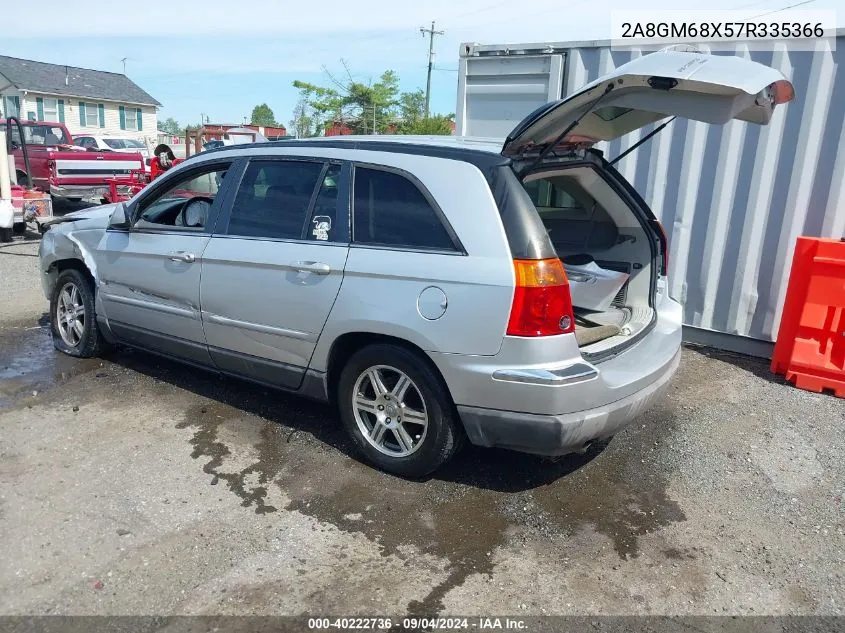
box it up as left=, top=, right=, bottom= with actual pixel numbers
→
left=522, top=163, right=656, bottom=354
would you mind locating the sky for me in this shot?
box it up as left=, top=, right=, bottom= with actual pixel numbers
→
left=3, top=0, right=842, bottom=129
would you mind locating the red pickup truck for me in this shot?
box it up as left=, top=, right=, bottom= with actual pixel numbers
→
left=0, top=119, right=144, bottom=204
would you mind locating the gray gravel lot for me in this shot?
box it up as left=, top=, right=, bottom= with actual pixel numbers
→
left=0, top=234, right=842, bottom=618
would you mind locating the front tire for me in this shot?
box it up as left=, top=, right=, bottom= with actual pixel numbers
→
left=337, top=344, right=463, bottom=478
left=50, top=269, right=109, bottom=358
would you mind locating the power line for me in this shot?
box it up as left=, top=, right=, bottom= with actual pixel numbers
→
left=747, top=0, right=818, bottom=19
left=733, top=0, right=779, bottom=10
left=440, top=0, right=512, bottom=22
left=447, top=0, right=591, bottom=33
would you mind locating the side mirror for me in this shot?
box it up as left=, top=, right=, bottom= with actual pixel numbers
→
left=108, top=203, right=130, bottom=230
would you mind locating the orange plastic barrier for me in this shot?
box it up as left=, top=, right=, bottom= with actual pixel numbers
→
left=771, top=237, right=845, bottom=397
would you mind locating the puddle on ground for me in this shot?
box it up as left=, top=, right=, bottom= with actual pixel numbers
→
left=0, top=321, right=101, bottom=407
left=176, top=386, right=686, bottom=614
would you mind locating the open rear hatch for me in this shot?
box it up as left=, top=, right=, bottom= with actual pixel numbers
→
left=501, top=50, right=794, bottom=355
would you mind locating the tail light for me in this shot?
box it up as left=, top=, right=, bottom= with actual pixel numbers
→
left=507, top=258, right=575, bottom=337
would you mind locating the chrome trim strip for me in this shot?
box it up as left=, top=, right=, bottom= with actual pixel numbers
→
left=492, top=363, right=599, bottom=386
left=101, top=293, right=196, bottom=318
left=203, top=313, right=314, bottom=341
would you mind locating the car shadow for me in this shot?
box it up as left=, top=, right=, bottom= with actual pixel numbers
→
left=686, top=344, right=789, bottom=386
left=107, top=346, right=601, bottom=493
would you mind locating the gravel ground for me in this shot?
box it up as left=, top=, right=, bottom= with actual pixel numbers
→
left=0, top=236, right=843, bottom=619
left=0, top=239, right=45, bottom=323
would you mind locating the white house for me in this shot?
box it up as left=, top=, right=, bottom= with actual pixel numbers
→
left=0, top=55, right=160, bottom=147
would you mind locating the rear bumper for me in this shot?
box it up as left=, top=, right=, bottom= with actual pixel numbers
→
left=431, top=292, right=683, bottom=455
left=458, top=348, right=680, bottom=455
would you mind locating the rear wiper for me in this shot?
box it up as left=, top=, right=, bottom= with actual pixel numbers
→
left=523, top=82, right=615, bottom=173
left=609, top=116, right=676, bottom=166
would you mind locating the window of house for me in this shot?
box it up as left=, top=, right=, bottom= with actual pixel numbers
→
left=124, top=107, right=139, bottom=131
left=3, top=96, right=20, bottom=118
left=352, top=166, right=455, bottom=251
left=227, top=160, right=324, bottom=240
left=41, top=98, right=58, bottom=122
left=84, top=103, right=99, bottom=127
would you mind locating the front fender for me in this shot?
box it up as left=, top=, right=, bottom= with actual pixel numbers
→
left=38, top=225, right=103, bottom=301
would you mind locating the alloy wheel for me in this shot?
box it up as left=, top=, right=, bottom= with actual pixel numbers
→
left=56, top=281, right=85, bottom=347
left=352, top=364, right=429, bottom=457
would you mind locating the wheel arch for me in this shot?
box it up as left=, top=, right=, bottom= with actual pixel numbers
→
left=52, top=257, right=96, bottom=282
left=45, top=257, right=97, bottom=304
left=325, top=332, right=454, bottom=409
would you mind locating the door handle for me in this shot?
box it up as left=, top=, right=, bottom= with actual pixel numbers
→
left=168, top=251, right=195, bottom=263
left=294, top=261, right=331, bottom=275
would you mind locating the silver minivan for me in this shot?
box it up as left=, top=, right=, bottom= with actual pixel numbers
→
left=39, top=51, right=794, bottom=476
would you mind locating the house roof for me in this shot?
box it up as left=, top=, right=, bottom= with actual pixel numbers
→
left=0, top=55, right=160, bottom=106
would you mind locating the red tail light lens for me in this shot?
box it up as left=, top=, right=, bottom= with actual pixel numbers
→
left=507, top=258, right=575, bottom=337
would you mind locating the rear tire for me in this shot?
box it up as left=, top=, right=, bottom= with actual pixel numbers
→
left=50, top=269, right=110, bottom=358
left=337, top=343, right=462, bottom=478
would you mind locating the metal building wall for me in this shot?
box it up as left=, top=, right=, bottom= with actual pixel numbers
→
left=459, top=33, right=844, bottom=354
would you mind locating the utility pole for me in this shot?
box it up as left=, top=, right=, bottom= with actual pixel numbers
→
left=120, top=57, right=127, bottom=74
left=420, top=21, right=444, bottom=118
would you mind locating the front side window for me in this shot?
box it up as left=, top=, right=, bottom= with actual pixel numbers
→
left=103, top=138, right=144, bottom=149
left=135, top=164, right=230, bottom=230
left=352, top=167, right=454, bottom=251
left=227, top=160, right=324, bottom=240
left=74, top=136, right=96, bottom=149
left=84, top=103, right=99, bottom=127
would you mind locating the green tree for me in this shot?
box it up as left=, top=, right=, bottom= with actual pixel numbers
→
left=157, top=117, right=183, bottom=135
left=289, top=97, right=315, bottom=138
left=293, top=69, right=452, bottom=136
left=293, top=67, right=401, bottom=135
left=250, top=103, right=278, bottom=127
left=394, top=89, right=452, bottom=135
left=401, top=114, right=454, bottom=135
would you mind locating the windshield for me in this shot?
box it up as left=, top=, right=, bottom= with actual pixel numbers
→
left=0, top=123, right=71, bottom=146
left=104, top=138, right=145, bottom=149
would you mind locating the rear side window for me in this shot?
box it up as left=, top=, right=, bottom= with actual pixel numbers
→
left=523, top=176, right=592, bottom=220
left=523, top=173, right=617, bottom=251
left=227, top=160, right=324, bottom=240
left=352, top=166, right=454, bottom=251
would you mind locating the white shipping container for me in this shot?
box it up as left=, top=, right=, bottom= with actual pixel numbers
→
left=456, top=31, right=845, bottom=357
